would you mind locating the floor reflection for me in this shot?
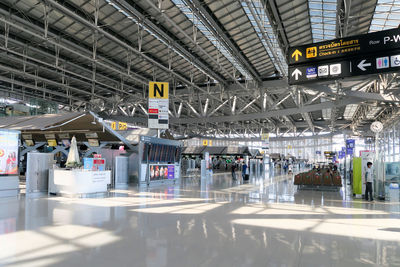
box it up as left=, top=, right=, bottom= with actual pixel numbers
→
left=0, top=171, right=398, bottom=266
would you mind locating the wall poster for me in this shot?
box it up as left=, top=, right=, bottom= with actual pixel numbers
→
left=149, top=165, right=175, bottom=181
left=0, top=131, right=19, bottom=175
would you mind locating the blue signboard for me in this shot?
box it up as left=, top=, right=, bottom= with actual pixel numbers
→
left=316, top=151, right=321, bottom=155
left=347, top=148, right=353, bottom=155
left=346, top=139, right=355, bottom=149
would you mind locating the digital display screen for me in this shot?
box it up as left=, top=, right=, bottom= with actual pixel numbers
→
left=0, top=131, right=19, bottom=175
left=143, top=143, right=181, bottom=163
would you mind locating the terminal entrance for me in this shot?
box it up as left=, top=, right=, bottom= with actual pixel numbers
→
left=0, top=0, right=400, bottom=266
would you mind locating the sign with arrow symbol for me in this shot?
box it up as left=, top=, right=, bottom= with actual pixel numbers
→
left=291, top=49, right=302, bottom=62
left=291, top=69, right=302, bottom=80
left=357, top=59, right=371, bottom=71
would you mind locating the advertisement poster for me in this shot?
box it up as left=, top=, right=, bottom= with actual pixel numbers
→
left=83, top=158, right=106, bottom=171
left=149, top=165, right=175, bottom=180
left=0, top=131, right=19, bottom=175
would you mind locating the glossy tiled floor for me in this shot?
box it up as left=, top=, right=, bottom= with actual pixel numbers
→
left=1, top=170, right=400, bottom=267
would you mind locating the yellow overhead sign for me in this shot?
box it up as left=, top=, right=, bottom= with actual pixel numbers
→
left=111, top=121, right=127, bottom=131
left=118, top=122, right=127, bottom=131
left=202, top=140, right=212, bottom=146
left=261, top=133, right=269, bottom=141
left=149, top=81, right=169, bottom=99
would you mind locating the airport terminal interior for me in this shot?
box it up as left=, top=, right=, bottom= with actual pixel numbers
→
left=0, top=0, right=400, bottom=266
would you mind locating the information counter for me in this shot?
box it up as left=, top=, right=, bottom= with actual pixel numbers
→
left=49, top=169, right=111, bottom=195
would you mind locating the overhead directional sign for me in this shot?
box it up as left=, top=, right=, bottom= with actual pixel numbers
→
left=289, top=60, right=350, bottom=85
left=148, top=81, right=169, bottom=129
left=289, top=47, right=400, bottom=85
left=288, top=27, right=400, bottom=65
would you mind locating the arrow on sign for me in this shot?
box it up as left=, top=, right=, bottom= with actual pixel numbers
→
left=292, top=69, right=302, bottom=80
left=291, top=49, right=302, bottom=61
left=357, top=59, right=371, bottom=71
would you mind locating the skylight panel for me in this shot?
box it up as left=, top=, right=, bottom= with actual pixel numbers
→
left=171, top=0, right=252, bottom=79
left=241, top=0, right=288, bottom=76
left=370, top=0, right=400, bottom=32
left=308, top=0, right=338, bottom=42
left=105, top=0, right=220, bottom=82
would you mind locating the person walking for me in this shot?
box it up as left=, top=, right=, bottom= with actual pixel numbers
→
left=242, top=162, right=248, bottom=180
left=365, top=162, right=374, bottom=202
left=231, top=162, right=237, bottom=180
left=288, top=163, right=293, bottom=174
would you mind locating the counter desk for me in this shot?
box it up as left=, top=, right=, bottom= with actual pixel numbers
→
left=49, top=169, right=111, bottom=196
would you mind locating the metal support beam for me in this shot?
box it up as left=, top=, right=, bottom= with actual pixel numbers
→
left=46, top=0, right=225, bottom=103
left=187, top=0, right=261, bottom=81
left=113, top=0, right=226, bottom=84
left=171, top=97, right=362, bottom=124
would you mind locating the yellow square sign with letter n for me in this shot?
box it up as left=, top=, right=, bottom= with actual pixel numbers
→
left=149, top=82, right=169, bottom=99
left=306, top=47, right=317, bottom=58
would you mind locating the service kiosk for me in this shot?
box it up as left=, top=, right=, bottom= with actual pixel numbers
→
left=49, top=154, right=111, bottom=196
left=48, top=133, right=112, bottom=196
left=138, top=136, right=182, bottom=186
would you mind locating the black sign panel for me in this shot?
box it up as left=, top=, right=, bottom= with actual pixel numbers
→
left=289, top=50, right=400, bottom=85
left=289, top=61, right=351, bottom=85
left=288, top=28, right=400, bottom=65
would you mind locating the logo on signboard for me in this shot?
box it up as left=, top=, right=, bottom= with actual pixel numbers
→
left=149, top=81, right=169, bottom=99
left=391, top=55, right=400, bottom=67
left=376, top=57, right=389, bottom=69
left=330, top=63, right=341, bottom=75
left=306, top=47, right=317, bottom=58
left=318, top=65, right=329, bottom=77
left=306, top=67, right=317, bottom=78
